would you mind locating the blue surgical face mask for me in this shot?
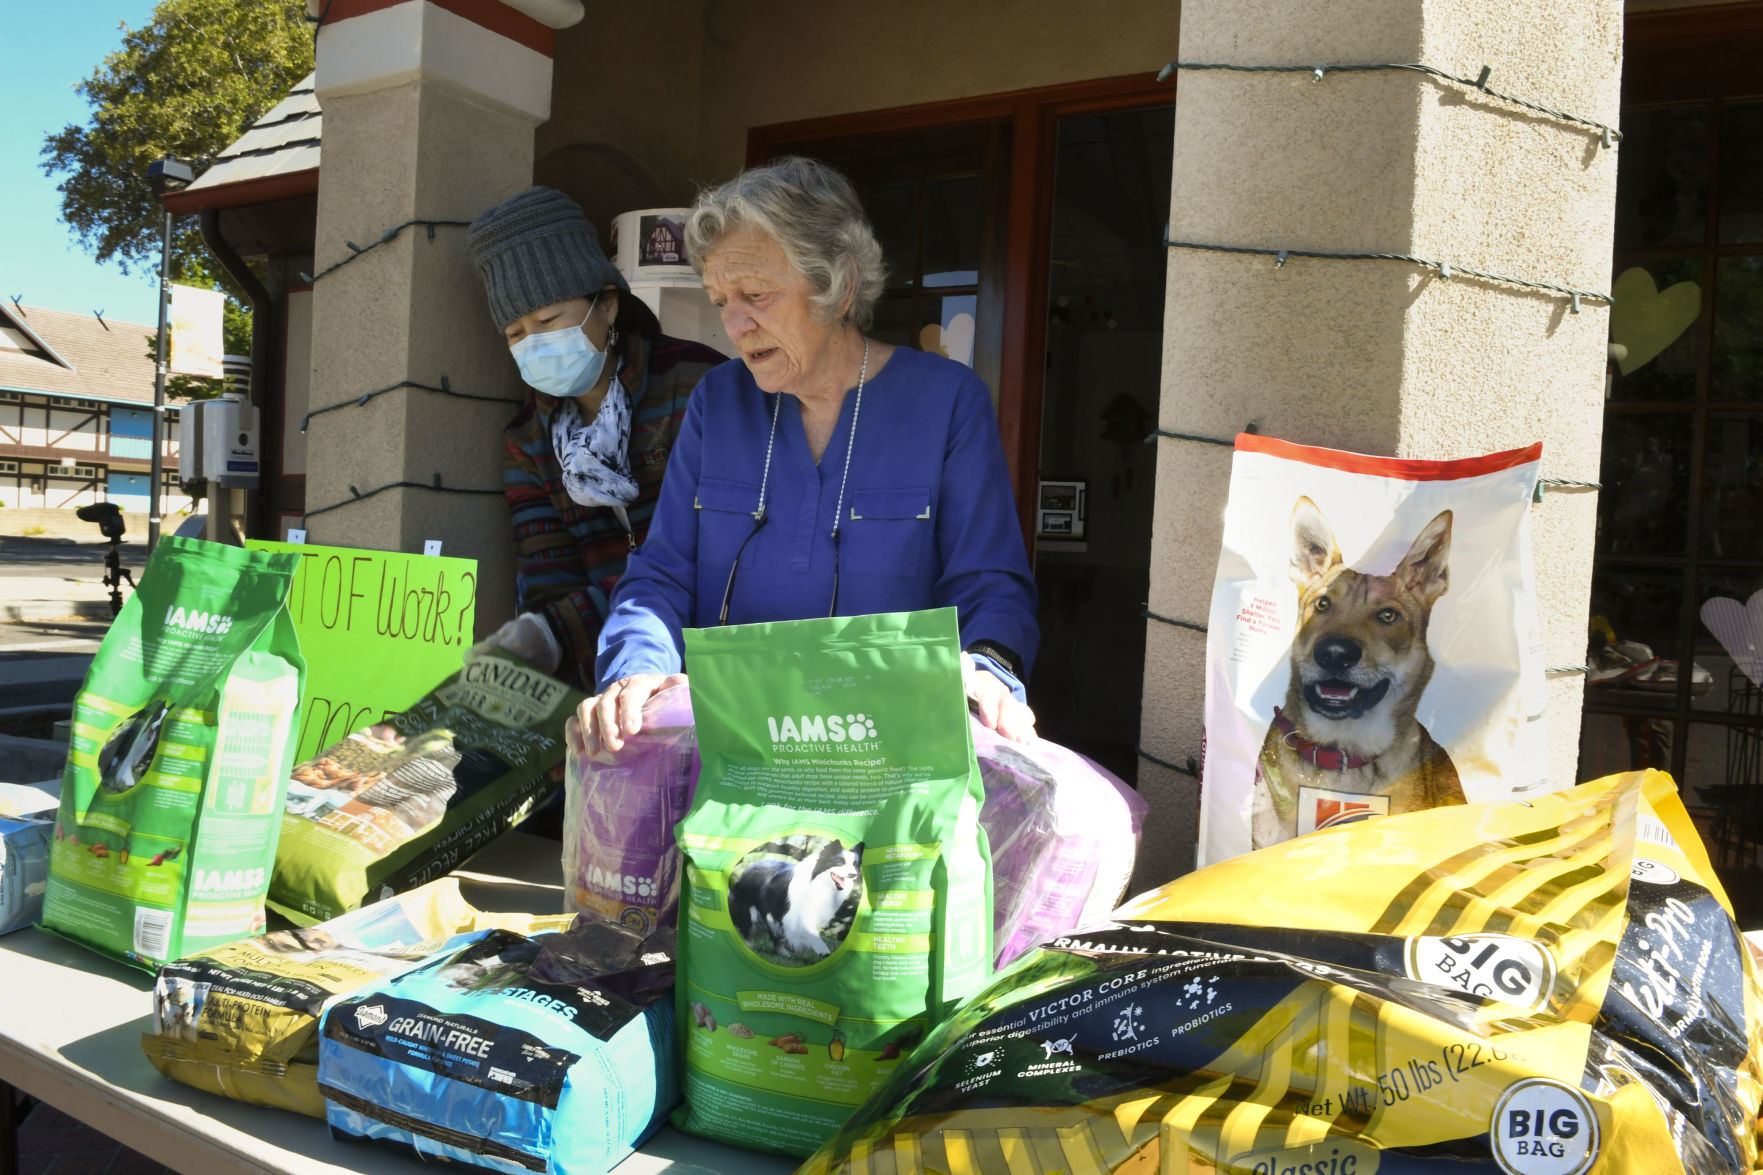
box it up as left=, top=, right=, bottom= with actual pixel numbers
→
left=510, top=294, right=609, bottom=398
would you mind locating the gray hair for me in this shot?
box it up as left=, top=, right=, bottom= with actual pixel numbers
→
left=685, top=156, right=887, bottom=331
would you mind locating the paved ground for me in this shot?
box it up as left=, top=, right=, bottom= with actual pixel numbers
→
left=0, top=618, right=110, bottom=654
left=0, top=536, right=123, bottom=716
left=2, top=536, right=167, bottom=1175
left=0, top=536, right=137, bottom=605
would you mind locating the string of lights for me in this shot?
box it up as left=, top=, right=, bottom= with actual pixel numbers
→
left=301, top=376, right=514, bottom=433
left=1162, top=235, right=1611, bottom=312
left=1156, top=60, right=1621, bottom=146
left=301, top=219, right=471, bottom=285
left=303, top=474, right=501, bottom=521
left=1137, top=746, right=1201, bottom=779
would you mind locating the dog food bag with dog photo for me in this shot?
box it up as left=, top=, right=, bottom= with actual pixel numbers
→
left=319, top=917, right=678, bottom=1175
left=1197, top=434, right=1550, bottom=867
left=799, top=769, right=1763, bottom=1175
left=563, top=683, right=698, bottom=933
left=269, top=649, right=584, bottom=925
left=674, top=608, right=990, bottom=1158
left=142, top=877, right=572, bottom=1117
left=42, top=537, right=305, bottom=971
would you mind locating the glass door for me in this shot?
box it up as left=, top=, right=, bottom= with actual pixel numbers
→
left=762, top=121, right=1010, bottom=398
left=1584, top=96, right=1763, bottom=919
left=1027, top=104, right=1174, bottom=781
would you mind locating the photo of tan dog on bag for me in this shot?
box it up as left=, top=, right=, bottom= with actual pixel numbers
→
left=1250, top=496, right=1466, bottom=849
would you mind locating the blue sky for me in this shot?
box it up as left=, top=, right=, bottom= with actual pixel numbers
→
left=0, top=1, right=162, bottom=327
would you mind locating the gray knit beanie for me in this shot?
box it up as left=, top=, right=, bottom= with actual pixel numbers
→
left=467, top=187, right=628, bottom=330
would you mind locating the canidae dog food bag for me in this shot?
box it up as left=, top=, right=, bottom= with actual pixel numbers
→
left=564, top=684, right=697, bottom=932
left=43, top=537, right=305, bottom=970
left=142, top=878, right=571, bottom=1117
left=1198, top=434, right=1549, bottom=867
left=269, top=649, right=584, bottom=925
left=801, top=770, right=1763, bottom=1175
left=319, top=917, right=678, bottom=1175
left=675, top=608, right=991, bottom=1157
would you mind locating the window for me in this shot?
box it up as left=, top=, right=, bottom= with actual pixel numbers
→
left=0, top=461, right=17, bottom=474
left=764, top=121, right=1008, bottom=389
left=1584, top=13, right=1763, bottom=918
left=51, top=464, right=98, bottom=479
left=754, top=79, right=1173, bottom=782
left=0, top=390, right=19, bottom=402
left=0, top=327, right=44, bottom=358
left=48, top=397, right=92, bottom=410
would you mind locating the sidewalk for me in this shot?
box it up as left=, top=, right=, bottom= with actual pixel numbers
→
left=0, top=536, right=130, bottom=624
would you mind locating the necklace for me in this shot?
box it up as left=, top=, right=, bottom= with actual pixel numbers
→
left=722, top=339, right=869, bottom=625
left=751, top=338, right=869, bottom=533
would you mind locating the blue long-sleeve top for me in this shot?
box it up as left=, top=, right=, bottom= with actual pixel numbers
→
left=595, top=346, right=1039, bottom=694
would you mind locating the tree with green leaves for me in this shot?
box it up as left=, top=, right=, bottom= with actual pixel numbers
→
left=42, top=0, right=313, bottom=384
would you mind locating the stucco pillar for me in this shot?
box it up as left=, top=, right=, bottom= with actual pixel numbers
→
left=1135, top=0, right=1620, bottom=888
left=304, top=0, right=583, bottom=636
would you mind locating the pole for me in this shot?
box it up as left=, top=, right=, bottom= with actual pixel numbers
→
left=148, top=205, right=173, bottom=553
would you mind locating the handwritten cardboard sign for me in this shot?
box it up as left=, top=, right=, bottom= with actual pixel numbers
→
left=245, top=540, right=478, bottom=764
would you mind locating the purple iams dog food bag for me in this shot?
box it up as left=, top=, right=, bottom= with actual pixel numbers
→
left=563, top=685, right=698, bottom=932
left=563, top=684, right=1145, bottom=965
left=972, top=723, right=1145, bottom=967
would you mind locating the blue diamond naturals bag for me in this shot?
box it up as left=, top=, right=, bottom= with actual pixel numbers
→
left=319, top=917, right=678, bottom=1175
left=674, top=608, right=991, bottom=1157
left=0, top=782, right=58, bottom=935
left=43, top=537, right=305, bottom=970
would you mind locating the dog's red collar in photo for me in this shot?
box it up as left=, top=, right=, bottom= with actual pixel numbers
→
left=1271, top=707, right=1380, bottom=771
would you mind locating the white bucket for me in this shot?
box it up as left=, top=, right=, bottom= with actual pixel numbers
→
left=609, top=208, right=697, bottom=282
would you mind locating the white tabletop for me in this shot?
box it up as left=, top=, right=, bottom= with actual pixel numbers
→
left=0, top=832, right=794, bottom=1175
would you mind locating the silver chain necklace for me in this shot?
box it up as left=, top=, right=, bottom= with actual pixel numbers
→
left=725, top=338, right=869, bottom=623
left=751, top=337, right=870, bottom=535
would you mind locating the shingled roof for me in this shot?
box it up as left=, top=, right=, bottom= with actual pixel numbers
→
left=165, top=73, right=319, bottom=213
left=0, top=302, right=184, bottom=407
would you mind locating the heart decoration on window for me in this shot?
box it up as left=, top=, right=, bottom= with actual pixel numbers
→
left=1700, top=589, right=1763, bottom=690
left=1609, top=266, right=1701, bottom=376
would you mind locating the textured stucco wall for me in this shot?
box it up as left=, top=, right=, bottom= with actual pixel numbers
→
left=1135, top=0, right=1621, bottom=890
left=305, top=78, right=537, bottom=635
left=535, top=0, right=708, bottom=228
left=541, top=0, right=1181, bottom=201
left=1626, top=0, right=1750, bottom=9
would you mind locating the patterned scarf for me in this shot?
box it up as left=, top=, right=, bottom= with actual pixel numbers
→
left=549, top=374, right=639, bottom=533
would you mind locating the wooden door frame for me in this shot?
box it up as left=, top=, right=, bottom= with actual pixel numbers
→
left=1624, top=1, right=1763, bottom=104
left=748, top=72, right=1174, bottom=539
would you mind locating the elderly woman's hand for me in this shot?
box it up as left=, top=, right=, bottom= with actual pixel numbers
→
left=568, top=673, right=689, bottom=757
left=962, top=655, right=1036, bottom=745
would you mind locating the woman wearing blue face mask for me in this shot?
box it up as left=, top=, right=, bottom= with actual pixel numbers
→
left=467, top=187, right=726, bottom=685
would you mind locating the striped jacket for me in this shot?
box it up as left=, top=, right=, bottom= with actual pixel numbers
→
left=503, top=332, right=725, bottom=686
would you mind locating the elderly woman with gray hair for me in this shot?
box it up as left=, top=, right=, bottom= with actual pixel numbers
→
left=580, top=155, right=1038, bottom=751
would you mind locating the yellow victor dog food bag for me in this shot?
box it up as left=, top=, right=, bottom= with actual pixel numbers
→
left=798, top=771, right=1763, bottom=1175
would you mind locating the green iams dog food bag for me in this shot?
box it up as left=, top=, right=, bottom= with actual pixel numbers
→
left=674, top=608, right=992, bottom=1157
left=44, top=537, right=305, bottom=971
